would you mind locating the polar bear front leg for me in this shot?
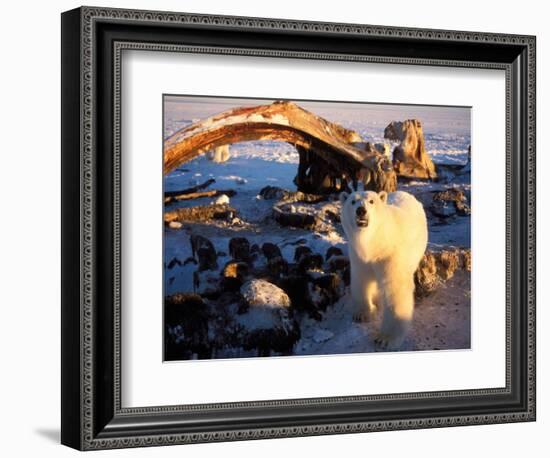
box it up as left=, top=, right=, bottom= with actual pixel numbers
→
left=350, top=264, right=378, bottom=323
left=375, top=276, right=415, bottom=349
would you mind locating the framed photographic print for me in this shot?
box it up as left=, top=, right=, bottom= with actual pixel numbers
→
left=61, top=6, right=536, bottom=450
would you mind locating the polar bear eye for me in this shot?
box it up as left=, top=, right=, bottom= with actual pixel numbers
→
left=369, top=199, right=374, bottom=204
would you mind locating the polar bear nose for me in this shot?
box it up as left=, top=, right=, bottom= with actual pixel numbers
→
left=356, top=206, right=367, bottom=217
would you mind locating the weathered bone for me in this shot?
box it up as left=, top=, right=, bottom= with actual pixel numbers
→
left=164, top=101, right=397, bottom=192
left=384, top=119, right=437, bottom=180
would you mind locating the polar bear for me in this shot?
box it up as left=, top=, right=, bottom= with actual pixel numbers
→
left=206, top=144, right=230, bottom=163
left=340, top=188, right=428, bottom=349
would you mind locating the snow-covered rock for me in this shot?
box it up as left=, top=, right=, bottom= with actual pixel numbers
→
left=168, top=221, right=183, bottom=230
left=214, top=194, right=230, bottom=205
left=240, top=279, right=290, bottom=309
left=237, top=279, right=299, bottom=356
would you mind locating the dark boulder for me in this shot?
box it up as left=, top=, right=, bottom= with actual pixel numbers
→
left=430, top=188, right=471, bottom=218
left=164, top=293, right=211, bottom=360
left=297, top=253, right=324, bottom=273
left=294, top=245, right=312, bottom=262
left=190, top=234, right=218, bottom=271
left=262, top=242, right=283, bottom=260
left=221, top=260, right=250, bottom=292
left=325, top=246, right=343, bottom=260
left=229, top=237, right=251, bottom=263
left=267, top=256, right=289, bottom=277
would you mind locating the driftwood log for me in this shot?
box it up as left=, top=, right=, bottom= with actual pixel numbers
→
left=164, top=189, right=236, bottom=204
left=164, top=204, right=237, bottom=224
left=164, top=101, right=397, bottom=193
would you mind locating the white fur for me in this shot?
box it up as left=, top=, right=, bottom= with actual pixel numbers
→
left=206, top=144, right=230, bottom=163
left=340, top=189, right=428, bottom=349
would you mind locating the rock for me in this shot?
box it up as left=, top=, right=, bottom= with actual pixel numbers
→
left=327, top=255, right=350, bottom=273
left=190, top=234, right=218, bottom=271
left=164, top=293, right=211, bottom=360
left=237, top=280, right=299, bottom=356
left=168, top=221, right=183, bottom=229
left=260, top=186, right=325, bottom=203
left=164, top=204, right=237, bottom=224
left=460, top=249, right=472, bottom=271
left=384, top=119, right=437, bottom=179
left=273, top=204, right=319, bottom=230
left=221, top=260, right=250, bottom=292
left=306, top=272, right=343, bottom=313
left=325, top=246, right=343, bottom=260
left=430, top=200, right=458, bottom=218
left=240, top=279, right=291, bottom=308
left=261, top=242, right=282, bottom=260
left=294, top=245, right=312, bottom=262
left=279, top=271, right=343, bottom=320
left=298, top=253, right=324, bottom=273
left=277, top=274, right=309, bottom=310
left=430, top=188, right=471, bottom=217
left=237, top=317, right=301, bottom=357
left=415, top=252, right=440, bottom=297
left=435, top=250, right=460, bottom=280
left=222, top=260, right=249, bottom=280
left=267, top=256, right=289, bottom=277
left=214, top=194, right=230, bottom=205
left=324, top=209, right=340, bottom=223
left=229, top=237, right=251, bottom=263
left=259, top=185, right=288, bottom=200
left=414, top=248, right=471, bottom=298
left=206, top=144, right=230, bottom=163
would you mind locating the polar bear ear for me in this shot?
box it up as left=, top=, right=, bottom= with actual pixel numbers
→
left=339, top=192, right=349, bottom=205
left=378, top=191, right=388, bottom=204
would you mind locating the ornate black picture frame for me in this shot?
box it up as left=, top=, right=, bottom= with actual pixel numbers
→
left=61, top=6, right=536, bottom=450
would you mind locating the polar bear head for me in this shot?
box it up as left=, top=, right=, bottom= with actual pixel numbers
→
left=339, top=190, right=388, bottom=233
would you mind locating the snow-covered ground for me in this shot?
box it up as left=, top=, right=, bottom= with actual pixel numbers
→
left=163, top=97, right=471, bottom=358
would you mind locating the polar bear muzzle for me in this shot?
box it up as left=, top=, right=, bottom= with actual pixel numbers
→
left=355, top=206, right=369, bottom=227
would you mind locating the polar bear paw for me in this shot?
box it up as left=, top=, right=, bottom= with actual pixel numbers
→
left=353, top=310, right=371, bottom=323
left=352, top=304, right=377, bottom=323
left=374, top=331, right=405, bottom=350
